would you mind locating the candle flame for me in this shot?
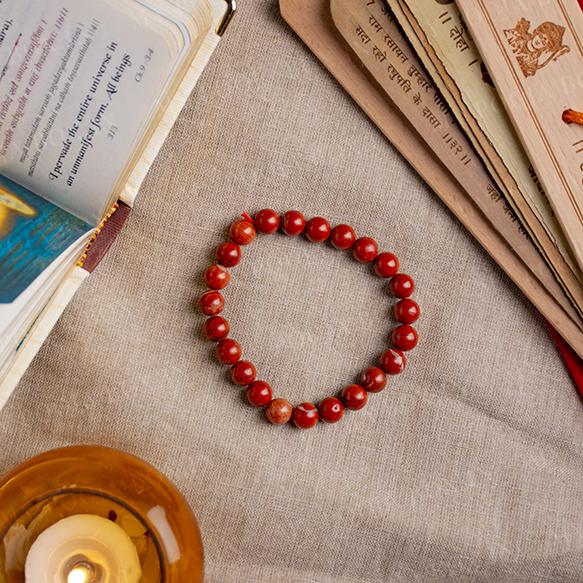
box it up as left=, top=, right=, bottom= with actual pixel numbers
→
left=67, top=564, right=94, bottom=583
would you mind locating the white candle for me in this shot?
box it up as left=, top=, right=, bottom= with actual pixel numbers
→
left=24, top=514, right=142, bottom=583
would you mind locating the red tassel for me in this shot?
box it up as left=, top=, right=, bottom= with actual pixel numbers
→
left=547, top=324, right=583, bottom=399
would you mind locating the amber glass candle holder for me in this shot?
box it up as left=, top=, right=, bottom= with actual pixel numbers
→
left=0, top=446, right=204, bottom=582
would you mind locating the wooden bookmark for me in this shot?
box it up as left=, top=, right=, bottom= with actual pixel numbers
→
left=329, top=0, right=581, bottom=325
left=387, top=0, right=583, bottom=320
left=457, top=0, right=583, bottom=275
left=279, top=0, right=583, bottom=357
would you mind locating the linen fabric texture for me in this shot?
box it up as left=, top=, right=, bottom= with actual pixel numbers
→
left=1, top=2, right=582, bottom=581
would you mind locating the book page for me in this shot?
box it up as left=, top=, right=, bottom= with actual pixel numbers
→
left=0, top=175, right=91, bottom=303
left=0, top=0, right=190, bottom=225
left=0, top=228, right=87, bottom=358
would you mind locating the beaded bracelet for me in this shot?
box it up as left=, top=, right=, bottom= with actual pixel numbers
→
left=199, top=210, right=420, bottom=430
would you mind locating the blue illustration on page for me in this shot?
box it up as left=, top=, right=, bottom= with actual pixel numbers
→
left=0, top=175, right=91, bottom=303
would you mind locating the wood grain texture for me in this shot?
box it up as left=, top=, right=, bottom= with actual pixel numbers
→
left=331, top=0, right=583, bottom=327
left=390, top=0, right=583, bottom=320
left=457, top=0, right=583, bottom=274
left=279, top=0, right=583, bottom=357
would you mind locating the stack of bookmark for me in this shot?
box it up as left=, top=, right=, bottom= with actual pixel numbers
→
left=281, top=0, right=583, bottom=394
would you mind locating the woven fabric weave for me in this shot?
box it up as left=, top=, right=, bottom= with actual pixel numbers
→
left=1, top=2, right=582, bottom=581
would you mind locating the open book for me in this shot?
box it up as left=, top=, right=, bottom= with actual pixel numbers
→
left=0, top=0, right=234, bottom=408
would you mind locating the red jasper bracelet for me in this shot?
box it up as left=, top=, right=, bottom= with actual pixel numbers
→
left=199, top=210, right=420, bottom=429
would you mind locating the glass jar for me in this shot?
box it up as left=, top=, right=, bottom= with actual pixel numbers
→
left=0, top=446, right=204, bottom=582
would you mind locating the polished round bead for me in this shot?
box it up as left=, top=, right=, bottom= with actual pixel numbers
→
left=330, top=224, right=356, bottom=250
left=380, top=348, right=407, bottom=375
left=341, top=384, right=368, bottom=410
left=216, top=338, right=241, bottom=365
left=352, top=237, right=378, bottom=263
left=281, top=210, right=306, bottom=236
left=318, top=397, right=345, bottom=424
left=216, top=241, right=241, bottom=267
left=265, top=398, right=293, bottom=425
left=388, top=273, right=415, bottom=298
left=395, top=298, right=420, bottom=324
left=360, top=367, right=387, bottom=393
left=305, top=216, right=331, bottom=243
left=204, top=316, right=229, bottom=341
left=199, top=290, right=224, bottom=316
left=229, top=220, right=256, bottom=245
left=230, top=360, right=257, bottom=385
left=246, top=381, right=273, bottom=407
left=392, top=324, right=419, bottom=351
left=292, top=402, right=319, bottom=429
left=254, top=209, right=280, bottom=234
left=374, top=252, right=400, bottom=278
left=204, top=264, right=230, bottom=290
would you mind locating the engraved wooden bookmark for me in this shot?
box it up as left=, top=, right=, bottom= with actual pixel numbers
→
left=278, top=0, right=583, bottom=357
left=457, top=0, right=583, bottom=274
left=386, top=0, right=583, bottom=319
left=329, top=0, right=580, bottom=325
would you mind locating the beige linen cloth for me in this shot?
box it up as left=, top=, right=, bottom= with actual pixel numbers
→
left=2, top=2, right=583, bottom=581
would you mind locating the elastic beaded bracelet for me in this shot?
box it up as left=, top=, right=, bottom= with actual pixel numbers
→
left=199, top=210, right=420, bottom=430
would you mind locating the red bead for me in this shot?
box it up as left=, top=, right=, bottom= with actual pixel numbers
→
left=330, top=224, right=356, bottom=250
left=229, top=220, right=256, bottom=245
left=380, top=349, right=407, bottom=375
left=265, top=398, right=293, bottom=425
left=341, top=384, right=368, bottom=410
left=395, top=298, right=420, bottom=324
left=374, top=252, right=400, bottom=278
left=230, top=360, right=257, bottom=385
left=389, top=274, right=415, bottom=298
left=360, top=367, right=387, bottom=393
left=318, top=397, right=344, bottom=423
left=254, top=209, right=280, bottom=234
left=292, top=402, right=319, bottom=429
left=216, top=338, right=241, bottom=364
left=352, top=237, right=378, bottom=263
left=204, top=316, right=229, bottom=341
left=392, top=324, right=418, bottom=351
left=216, top=242, right=241, bottom=267
left=282, top=210, right=307, bottom=236
left=204, top=264, right=230, bottom=290
left=305, top=217, right=331, bottom=243
left=246, top=381, right=273, bottom=407
left=199, top=290, right=224, bottom=316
